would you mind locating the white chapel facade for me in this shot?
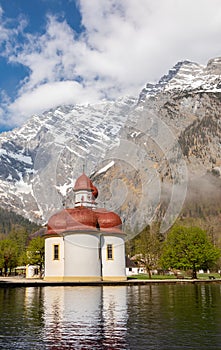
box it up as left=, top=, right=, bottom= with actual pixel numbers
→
left=44, top=173, right=126, bottom=282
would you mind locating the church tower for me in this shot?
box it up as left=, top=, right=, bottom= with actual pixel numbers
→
left=73, top=172, right=98, bottom=208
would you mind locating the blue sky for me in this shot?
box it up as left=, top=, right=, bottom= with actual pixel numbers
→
left=0, top=0, right=221, bottom=131
left=0, top=1, right=81, bottom=98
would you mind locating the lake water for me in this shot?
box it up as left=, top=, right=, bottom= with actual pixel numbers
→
left=0, top=283, right=221, bottom=349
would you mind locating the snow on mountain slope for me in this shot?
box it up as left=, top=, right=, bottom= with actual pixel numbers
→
left=0, top=96, right=136, bottom=222
left=139, top=57, right=221, bottom=103
left=0, top=57, right=221, bottom=231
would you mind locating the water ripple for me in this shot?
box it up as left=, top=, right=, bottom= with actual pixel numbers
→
left=0, top=284, right=221, bottom=349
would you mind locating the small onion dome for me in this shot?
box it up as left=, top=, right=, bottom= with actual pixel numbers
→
left=47, top=207, right=98, bottom=234
left=47, top=209, right=69, bottom=235
left=73, top=173, right=94, bottom=191
left=95, top=208, right=123, bottom=233
left=91, top=185, right=98, bottom=199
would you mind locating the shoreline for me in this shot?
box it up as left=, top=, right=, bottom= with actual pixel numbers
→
left=0, top=276, right=220, bottom=287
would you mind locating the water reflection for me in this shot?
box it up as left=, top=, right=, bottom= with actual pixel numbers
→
left=126, top=284, right=221, bottom=350
left=42, top=286, right=128, bottom=349
left=0, top=287, right=44, bottom=349
left=0, top=284, right=221, bottom=349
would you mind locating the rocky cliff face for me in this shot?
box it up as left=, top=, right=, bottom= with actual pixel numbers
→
left=0, top=57, right=221, bottom=237
left=0, top=98, right=137, bottom=222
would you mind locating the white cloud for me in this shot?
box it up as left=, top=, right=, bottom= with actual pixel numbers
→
left=8, top=80, right=102, bottom=125
left=0, top=7, right=27, bottom=55
left=2, top=0, right=221, bottom=127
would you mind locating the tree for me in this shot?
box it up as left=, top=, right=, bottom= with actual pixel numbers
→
left=9, top=226, right=29, bottom=265
left=0, top=239, right=19, bottom=275
left=27, top=237, right=45, bottom=276
left=161, top=225, right=220, bottom=279
left=134, top=225, right=162, bottom=278
left=0, top=207, right=40, bottom=235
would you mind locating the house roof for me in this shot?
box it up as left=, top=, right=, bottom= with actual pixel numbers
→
left=126, top=256, right=138, bottom=268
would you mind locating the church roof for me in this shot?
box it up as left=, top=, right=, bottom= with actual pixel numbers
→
left=47, top=207, right=123, bottom=235
left=46, top=172, right=124, bottom=235
left=73, top=173, right=94, bottom=191
left=94, top=208, right=122, bottom=233
left=47, top=207, right=98, bottom=234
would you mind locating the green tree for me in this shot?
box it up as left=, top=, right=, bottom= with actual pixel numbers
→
left=9, top=226, right=29, bottom=265
left=0, top=207, right=40, bottom=235
left=0, top=239, right=19, bottom=275
left=27, top=237, right=45, bottom=276
left=161, top=225, right=220, bottom=279
left=134, top=225, right=162, bottom=278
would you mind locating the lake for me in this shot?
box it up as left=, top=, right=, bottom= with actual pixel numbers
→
left=0, top=283, right=221, bottom=349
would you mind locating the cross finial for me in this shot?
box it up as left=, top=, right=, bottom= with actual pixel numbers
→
left=83, top=160, right=87, bottom=174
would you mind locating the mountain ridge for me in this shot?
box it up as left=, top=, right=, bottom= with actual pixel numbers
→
left=0, top=57, right=221, bottom=236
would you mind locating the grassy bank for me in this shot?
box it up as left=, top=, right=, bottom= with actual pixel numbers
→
left=128, top=273, right=221, bottom=280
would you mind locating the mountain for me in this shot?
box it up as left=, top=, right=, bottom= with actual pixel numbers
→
left=0, top=57, right=221, bottom=237
left=0, top=98, right=136, bottom=223
left=0, top=207, right=40, bottom=236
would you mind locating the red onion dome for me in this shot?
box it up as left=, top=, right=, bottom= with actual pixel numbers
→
left=74, top=173, right=94, bottom=191
left=91, top=185, right=98, bottom=199
left=66, top=207, right=98, bottom=231
left=47, top=209, right=69, bottom=235
left=95, top=208, right=122, bottom=233
left=47, top=207, right=98, bottom=234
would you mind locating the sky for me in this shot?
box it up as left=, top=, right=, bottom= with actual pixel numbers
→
left=0, top=0, right=221, bottom=131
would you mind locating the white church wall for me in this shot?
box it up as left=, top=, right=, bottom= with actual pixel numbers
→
left=64, top=232, right=101, bottom=281
left=101, top=234, right=126, bottom=281
left=44, top=236, right=64, bottom=280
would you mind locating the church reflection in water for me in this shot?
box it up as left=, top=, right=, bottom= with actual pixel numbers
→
left=11, top=284, right=221, bottom=350
left=41, top=286, right=128, bottom=349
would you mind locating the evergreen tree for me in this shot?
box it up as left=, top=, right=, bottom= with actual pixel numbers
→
left=0, top=207, right=40, bottom=236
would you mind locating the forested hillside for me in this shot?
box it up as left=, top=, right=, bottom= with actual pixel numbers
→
left=0, top=207, right=40, bottom=236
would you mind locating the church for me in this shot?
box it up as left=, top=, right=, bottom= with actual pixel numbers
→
left=44, top=172, right=126, bottom=282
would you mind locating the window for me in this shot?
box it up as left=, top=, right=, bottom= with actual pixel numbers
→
left=53, top=244, right=59, bottom=260
left=107, top=244, right=113, bottom=260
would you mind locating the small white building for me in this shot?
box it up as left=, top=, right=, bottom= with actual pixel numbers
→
left=44, top=173, right=126, bottom=282
left=26, top=265, right=40, bottom=278
left=125, top=256, right=145, bottom=276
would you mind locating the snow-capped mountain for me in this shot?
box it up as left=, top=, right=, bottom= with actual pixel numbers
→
left=0, top=57, right=221, bottom=235
left=139, top=57, right=221, bottom=102
left=0, top=97, right=137, bottom=222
